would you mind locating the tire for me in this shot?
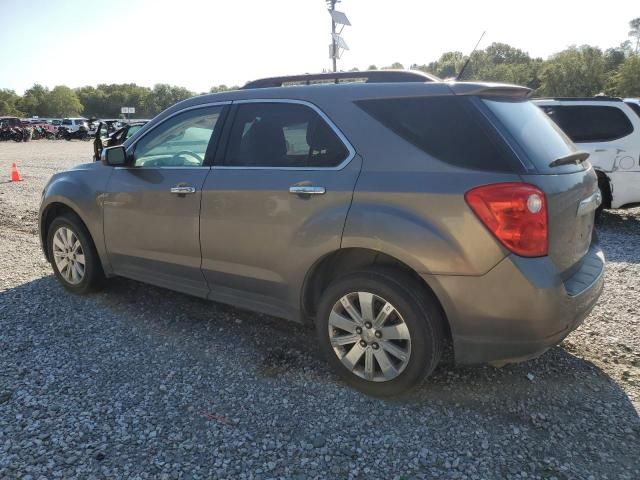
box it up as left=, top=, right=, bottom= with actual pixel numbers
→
left=316, top=267, right=444, bottom=396
left=47, top=214, right=104, bottom=294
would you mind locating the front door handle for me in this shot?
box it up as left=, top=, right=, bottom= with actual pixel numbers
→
left=170, top=186, right=196, bottom=195
left=289, top=185, right=326, bottom=195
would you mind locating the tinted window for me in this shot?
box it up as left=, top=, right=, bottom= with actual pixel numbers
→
left=625, top=102, right=640, bottom=119
left=356, top=96, right=514, bottom=172
left=62, top=119, right=72, bottom=125
left=133, top=106, right=223, bottom=167
left=541, top=105, right=633, bottom=142
left=484, top=99, right=582, bottom=173
left=224, top=102, right=349, bottom=168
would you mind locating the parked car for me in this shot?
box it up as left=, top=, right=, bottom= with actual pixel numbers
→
left=39, top=71, right=604, bottom=395
left=60, top=117, right=88, bottom=132
left=624, top=98, right=640, bottom=118
left=0, top=116, right=23, bottom=129
left=93, top=121, right=147, bottom=161
left=535, top=97, right=640, bottom=213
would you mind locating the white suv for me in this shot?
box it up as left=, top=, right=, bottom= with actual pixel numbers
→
left=60, top=117, right=88, bottom=132
left=535, top=97, right=640, bottom=213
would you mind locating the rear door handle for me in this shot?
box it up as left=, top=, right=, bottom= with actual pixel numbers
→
left=289, top=185, right=326, bottom=195
left=170, top=186, right=196, bottom=195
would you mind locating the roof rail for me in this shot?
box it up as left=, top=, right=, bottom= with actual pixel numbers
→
left=241, top=70, right=439, bottom=89
left=536, top=96, right=623, bottom=102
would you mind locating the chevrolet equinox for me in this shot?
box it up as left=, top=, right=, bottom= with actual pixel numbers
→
left=39, top=71, right=605, bottom=396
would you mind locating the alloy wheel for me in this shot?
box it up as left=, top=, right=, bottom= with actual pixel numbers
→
left=328, top=291, right=411, bottom=382
left=52, top=226, right=86, bottom=285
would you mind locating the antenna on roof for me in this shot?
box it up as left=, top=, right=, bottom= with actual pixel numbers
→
left=456, top=31, right=486, bottom=81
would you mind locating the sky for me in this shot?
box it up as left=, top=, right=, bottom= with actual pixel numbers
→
left=0, top=0, right=637, bottom=94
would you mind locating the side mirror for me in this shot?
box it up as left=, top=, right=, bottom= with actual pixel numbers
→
left=102, top=145, right=127, bottom=166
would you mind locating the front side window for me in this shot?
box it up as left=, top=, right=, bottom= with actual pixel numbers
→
left=133, top=106, right=223, bottom=167
left=223, top=102, right=349, bottom=168
left=542, top=105, right=634, bottom=143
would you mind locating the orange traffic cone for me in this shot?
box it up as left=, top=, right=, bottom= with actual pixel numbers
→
left=10, top=162, right=22, bottom=182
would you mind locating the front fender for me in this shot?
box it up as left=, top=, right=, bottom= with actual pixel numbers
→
left=39, top=165, right=113, bottom=273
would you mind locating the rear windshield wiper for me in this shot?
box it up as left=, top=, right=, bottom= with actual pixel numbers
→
left=548, top=151, right=590, bottom=168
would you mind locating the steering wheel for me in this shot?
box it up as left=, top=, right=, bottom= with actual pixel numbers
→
left=171, top=150, right=202, bottom=166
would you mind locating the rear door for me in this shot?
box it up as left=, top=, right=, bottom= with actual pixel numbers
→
left=103, top=104, right=228, bottom=297
left=483, top=98, right=598, bottom=275
left=200, top=100, right=361, bottom=319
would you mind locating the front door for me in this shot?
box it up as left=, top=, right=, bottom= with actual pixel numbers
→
left=103, top=104, right=227, bottom=298
left=200, top=100, right=361, bottom=319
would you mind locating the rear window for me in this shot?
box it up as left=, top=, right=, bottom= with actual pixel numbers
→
left=541, top=105, right=634, bottom=142
left=356, top=96, right=514, bottom=172
left=484, top=99, right=582, bottom=173
left=625, top=102, right=640, bottom=119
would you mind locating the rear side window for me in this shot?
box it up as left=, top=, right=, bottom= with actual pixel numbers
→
left=625, top=102, right=640, bottom=119
left=355, top=96, right=514, bottom=172
left=484, top=99, right=582, bottom=174
left=541, top=105, right=634, bottom=142
left=224, top=102, right=350, bottom=168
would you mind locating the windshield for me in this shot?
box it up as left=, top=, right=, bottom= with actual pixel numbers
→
left=483, top=99, right=584, bottom=174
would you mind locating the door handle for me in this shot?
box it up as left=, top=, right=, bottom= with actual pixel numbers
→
left=170, top=186, right=196, bottom=195
left=289, top=185, right=326, bottom=195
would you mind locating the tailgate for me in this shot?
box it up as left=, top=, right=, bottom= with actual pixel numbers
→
left=522, top=168, right=599, bottom=275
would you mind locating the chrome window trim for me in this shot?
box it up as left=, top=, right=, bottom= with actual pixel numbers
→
left=114, top=166, right=211, bottom=170
left=124, top=101, right=231, bottom=169
left=213, top=98, right=356, bottom=171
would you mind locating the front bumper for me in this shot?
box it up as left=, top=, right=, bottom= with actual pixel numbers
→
left=423, top=243, right=605, bottom=365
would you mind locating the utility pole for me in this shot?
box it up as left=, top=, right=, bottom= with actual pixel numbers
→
left=326, top=0, right=350, bottom=73
left=327, top=0, right=338, bottom=72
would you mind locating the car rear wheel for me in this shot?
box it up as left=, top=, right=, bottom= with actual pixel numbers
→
left=47, top=214, right=104, bottom=294
left=316, top=268, right=444, bottom=396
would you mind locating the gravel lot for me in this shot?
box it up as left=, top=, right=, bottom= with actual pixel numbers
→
left=1, top=141, right=638, bottom=479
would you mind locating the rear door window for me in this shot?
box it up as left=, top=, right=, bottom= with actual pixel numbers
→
left=355, top=96, right=516, bottom=172
left=541, top=105, right=634, bottom=142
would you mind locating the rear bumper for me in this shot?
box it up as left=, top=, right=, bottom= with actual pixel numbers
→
left=423, top=243, right=605, bottom=365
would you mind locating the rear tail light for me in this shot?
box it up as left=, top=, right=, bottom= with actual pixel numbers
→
left=465, top=182, right=548, bottom=257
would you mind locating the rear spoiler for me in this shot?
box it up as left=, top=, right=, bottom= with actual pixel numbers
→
left=447, top=82, right=532, bottom=99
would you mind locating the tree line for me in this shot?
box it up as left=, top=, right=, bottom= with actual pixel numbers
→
left=1, top=17, right=638, bottom=118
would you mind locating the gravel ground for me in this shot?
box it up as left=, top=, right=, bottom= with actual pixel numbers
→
left=0, top=141, right=638, bottom=479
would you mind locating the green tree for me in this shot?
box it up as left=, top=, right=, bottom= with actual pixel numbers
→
left=0, top=89, right=22, bottom=116
left=209, top=84, right=239, bottom=93
left=608, top=54, right=640, bottom=96
left=415, top=51, right=465, bottom=79
left=17, top=84, right=49, bottom=116
left=629, top=17, right=640, bottom=54
left=538, top=46, right=606, bottom=97
left=143, top=84, right=194, bottom=114
left=382, top=62, right=405, bottom=70
left=41, top=86, right=83, bottom=117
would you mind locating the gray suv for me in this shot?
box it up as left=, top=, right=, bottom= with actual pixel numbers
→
left=39, top=71, right=605, bottom=396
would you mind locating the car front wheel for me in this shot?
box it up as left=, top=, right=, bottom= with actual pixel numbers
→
left=47, top=214, right=104, bottom=294
left=316, top=268, right=444, bottom=396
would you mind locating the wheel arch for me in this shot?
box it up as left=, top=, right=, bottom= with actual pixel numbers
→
left=595, top=169, right=612, bottom=209
left=301, top=247, right=452, bottom=342
left=40, top=201, right=97, bottom=265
